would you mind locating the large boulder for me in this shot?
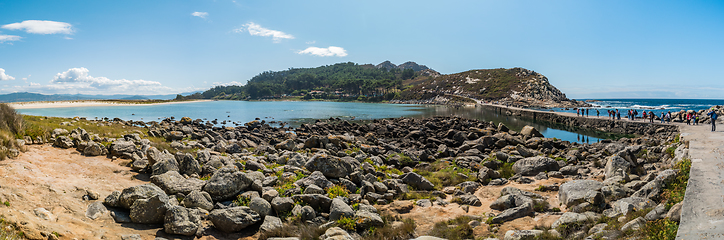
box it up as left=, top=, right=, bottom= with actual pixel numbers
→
left=182, top=190, right=214, bottom=211
left=294, top=171, right=334, bottom=190
left=400, top=172, right=435, bottom=191
left=151, top=171, right=205, bottom=195
left=177, top=153, right=201, bottom=176
left=321, top=227, right=354, bottom=240
left=130, top=194, right=170, bottom=224
left=54, top=136, right=75, bottom=149
left=304, top=153, right=358, bottom=179
left=520, top=126, right=544, bottom=138
left=259, top=215, right=283, bottom=232
left=551, top=212, right=595, bottom=229
left=111, top=140, right=137, bottom=157
left=355, top=208, right=384, bottom=229
left=203, top=167, right=253, bottom=200
left=271, top=197, right=295, bottom=214
left=83, top=141, right=105, bottom=156
left=86, top=201, right=108, bottom=220
left=611, top=197, right=655, bottom=217
left=512, top=156, right=559, bottom=176
left=249, top=197, right=272, bottom=218
left=151, top=157, right=180, bottom=176
left=164, top=206, right=200, bottom=236
left=604, top=155, right=632, bottom=180
left=558, top=180, right=604, bottom=207
left=119, top=184, right=167, bottom=209
left=209, top=206, right=261, bottom=233
left=291, top=194, right=333, bottom=212
left=329, top=198, right=355, bottom=221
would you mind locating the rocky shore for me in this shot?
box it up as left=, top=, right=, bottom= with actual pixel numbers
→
left=18, top=111, right=689, bottom=240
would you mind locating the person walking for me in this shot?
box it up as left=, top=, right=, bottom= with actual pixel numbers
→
left=695, top=113, right=699, bottom=125
left=649, top=111, right=654, bottom=123
left=708, top=110, right=718, bottom=132
left=596, top=109, right=600, bottom=118
left=617, top=109, right=621, bottom=120
left=586, top=108, right=589, bottom=117
left=660, top=112, right=665, bottom=123
left=577, top=109, right=580, bottom=117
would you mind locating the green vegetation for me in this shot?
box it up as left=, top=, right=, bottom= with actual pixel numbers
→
left=643, top=218, right=679, bottom=240
left=1, top=201, right=7, bottom=207
left=662, top=158, right=692, bottom=209
left=665, top=146, right=677, bottom=158
left=413, top=160, right=477, bottom=190
left=274, top=171, right=307, bottom=197
left=336, top=216, right=357, bottom=231
left=0, top=104, right=23, bottom=159
left=0, top=216, right=24, bottom=240
left=499, top=162, right=515, bottom=179
left=327, top=185, right=349, bottom=199
left=429, top=216, right=474, bottom=240
left=176, top=62, right=409, bottom=101
left=233, top=195, right=251, bottom=207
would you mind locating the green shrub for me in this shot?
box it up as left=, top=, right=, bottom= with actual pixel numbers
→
left=643, top=218, right=678, bottom=240
left=663, top=158, right=692, bottom=209
left=499, top=162, right=515, bottom=179
left=327, top=185, right=349, bottom=199
left=430, top=216, right=474, bottom=240
left=665, top=146, right=677, bottom=158
left=233, top=195, right=251, bottom=207
left=336, top=216, right=357, bottom=231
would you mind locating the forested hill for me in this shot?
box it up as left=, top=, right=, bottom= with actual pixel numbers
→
left=177, top=61, right=584, bottom=108
left=178, top=61, right=432, bottom=101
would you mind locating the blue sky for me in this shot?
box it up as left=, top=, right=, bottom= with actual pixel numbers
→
left=1, top=0, right=723, bottom=99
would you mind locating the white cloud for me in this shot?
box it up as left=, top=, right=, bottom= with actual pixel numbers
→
left=212, top=81, right=243, bottom=87
left=2, top=20, right=73, bottom=34
left=235, top=22, right=294, bottom=43
left=39, top=67, right=172, bottom=94
left=0, top=34, right=22, bottom=43
left=192, top=12, right=208, bottom=19
left=0, top=68, right=15, bottom=81
left=297, top=46, right=348, bottom=57
left=306, top=40, right=316, bottom=44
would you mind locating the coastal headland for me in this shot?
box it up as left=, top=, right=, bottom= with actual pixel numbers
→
left=0, top=101, right=714, bottom=239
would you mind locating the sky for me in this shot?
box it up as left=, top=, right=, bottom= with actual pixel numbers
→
left=1, top=0, right=723, bottom=99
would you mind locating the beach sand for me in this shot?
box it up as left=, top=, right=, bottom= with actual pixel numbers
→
left=9, top=99, right=212, bottom=109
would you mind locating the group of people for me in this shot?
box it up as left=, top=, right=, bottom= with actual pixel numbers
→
left=573, top=107, right=720, bottom=132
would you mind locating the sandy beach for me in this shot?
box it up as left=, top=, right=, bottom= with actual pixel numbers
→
left=9, top=99, right=212, bottom=109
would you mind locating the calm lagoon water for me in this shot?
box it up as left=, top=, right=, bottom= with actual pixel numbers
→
left=18, top=101, right=601, bottom=143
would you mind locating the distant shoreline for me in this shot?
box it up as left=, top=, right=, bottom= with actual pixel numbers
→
left=9, top=99, right=212, bottom=109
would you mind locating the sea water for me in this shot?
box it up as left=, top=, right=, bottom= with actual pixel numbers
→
left=18, top=101, right=603, bottom=143
left=558, top=99, right=724, bottom=117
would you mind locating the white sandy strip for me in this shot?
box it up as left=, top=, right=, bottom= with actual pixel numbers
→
left=9, top=100, right=212, bottom=109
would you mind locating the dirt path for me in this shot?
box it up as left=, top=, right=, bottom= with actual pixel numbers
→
left=0, top=144, right=160, bottom=239
left=676, top=122, right=724, bottom=239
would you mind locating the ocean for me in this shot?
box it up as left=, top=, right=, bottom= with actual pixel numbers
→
left=20, top=99, right=721, bottom=144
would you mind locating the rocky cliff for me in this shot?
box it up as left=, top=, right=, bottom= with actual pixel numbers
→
left=399, top=67, right=587, bottom=108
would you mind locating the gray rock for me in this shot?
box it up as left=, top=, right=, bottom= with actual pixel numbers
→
left=260, top=215, right=283, bottom=232
left=291, top=194, right=332, bottom=212
left=104, top=190, right=122, bottom=207
left=355, top=209, right=384, bottom=229
left=151, top=170, right=205, bottom=195
left=54, top=136, right=75, bottom=148
left=33, top=207, right=55, bottom=221
left=631, top=179, right=663, bottom=200
left=644, top=204, right=667, bottom=221
left=491, top=201, right=533, bottom=224
left=551, top=212, right=592, bottom=229
left=520, top=126, right=544, bottom=138
left=329, top=198, right=355, bottom=221
left=111, top=209, right=132, bottom=223
left=604, top=155, right=632, bottom=181
left=209, top=206, right=261, bottom=232
left=152, top=157, right=180, bottom=176
left=121, top=234, right=142, bottom=240
left=119, top=184, right=166, bottom=209
left=304, top=153, right=358, bottom=178
left=86, top=201, right=108, bottom=220
left=262, top=189, right=279, bottom=203
left=177, top=152, right=202, bottom=176
left=295, top=171, right=334, bottom=190
left=490, top=193, right=533, bottom=211
left=83, top=141, right=105, bottom=156
left=300, top=205, right=316, bottom=221
left=620, top=217, right=646, bottom=232
left=457, top=181, right=482, bottom=194
left=271, top=197, right=295, bottom=214
left=182, top=190, right=214, bottom=211
left=666, top=201, right=683, bottom=222
left=503, top=230, right=543, bottom=240
left=512, top=156, right=559, bottom=176
left=111, top=140, right=137, bottom=157
left=416, top=199, right=432, bottom=207
left=558, top=180, right=604, bottom=206
left=249, top=197, right=272, bottom=218
left=164, top=206, right=199, bottom=236
left=320, top=227, right=353, bottom=240
left=203, top=167, right=252, bottom=200
left=400, top=172, right=435, bottom=190
left=130, top=194, right=170, bottom=224
left=611, top=197, right=656, bottom=217
left=303, top=184, right=325, bottom=195
left=456, top=193, right=482, bottom=206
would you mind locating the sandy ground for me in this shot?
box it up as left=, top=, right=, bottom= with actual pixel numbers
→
left=9, top=100, right=212, bottom=110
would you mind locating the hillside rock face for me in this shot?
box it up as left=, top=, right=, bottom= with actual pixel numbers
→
left=398, top=67, right=586, bottom=108
left=375, top=61, right=432, bottom=72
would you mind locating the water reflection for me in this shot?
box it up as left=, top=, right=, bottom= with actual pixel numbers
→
left=406, top=105, right=603, bottom=144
